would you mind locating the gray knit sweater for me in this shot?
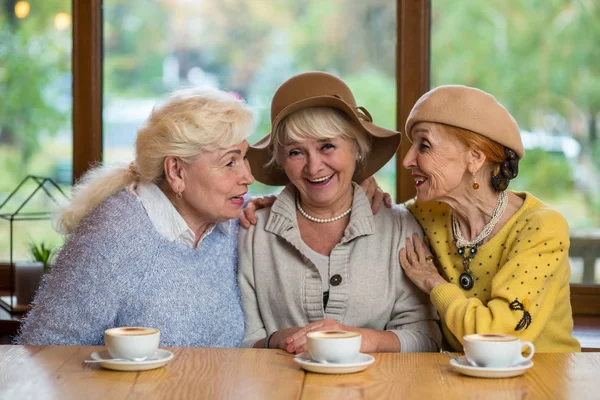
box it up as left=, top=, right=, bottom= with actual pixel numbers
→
left=16, top=190, right=245, bottom=347
left=239, top=183, right=442, bottom=352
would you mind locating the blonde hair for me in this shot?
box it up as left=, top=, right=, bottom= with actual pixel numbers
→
left=267, top=107, right=371, bottom=168
left=58, top=89, right=253, bottom=233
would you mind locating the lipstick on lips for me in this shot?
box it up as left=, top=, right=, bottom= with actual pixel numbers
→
left=230, top=192, right=246, bottom=206
left=412, top=174, right=427, bottom=188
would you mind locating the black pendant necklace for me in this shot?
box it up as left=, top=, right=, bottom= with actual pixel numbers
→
left=457, top=246, right=478, bottom=290
left=452, top=191, right=509, bottom=291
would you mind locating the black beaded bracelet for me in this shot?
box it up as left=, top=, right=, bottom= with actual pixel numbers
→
left=264, top=331, right=277, bottom=349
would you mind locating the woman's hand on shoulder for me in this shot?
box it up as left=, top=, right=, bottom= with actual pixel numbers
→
left=359, top=176, right=392, bottom=214
left=239, top=194, right=278, bottom=228
left=399, top=233, right=447, bottom=295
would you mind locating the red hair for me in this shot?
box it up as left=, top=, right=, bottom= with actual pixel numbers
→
left=440, top=123, right=506, bottom=175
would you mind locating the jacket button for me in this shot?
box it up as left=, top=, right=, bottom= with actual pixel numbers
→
left=329, top=274, right=342, bottom=286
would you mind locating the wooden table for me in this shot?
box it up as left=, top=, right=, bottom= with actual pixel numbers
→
left=1, top=346, right=599, bottom=399
left=302, top=353, right=600, bottom=400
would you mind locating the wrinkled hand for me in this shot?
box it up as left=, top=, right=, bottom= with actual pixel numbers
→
left=284, top=318, right=356, bottom=354
left=267, top=327, right=303, bottom=350
left=399, top=233, right=447, bottom=295
left=239, top=195, right=278, bottom=228
left=358, top=177, right=392, bottom=214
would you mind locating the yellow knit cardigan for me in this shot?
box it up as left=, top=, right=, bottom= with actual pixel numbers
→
left=406, top=192, right=580, bottom=352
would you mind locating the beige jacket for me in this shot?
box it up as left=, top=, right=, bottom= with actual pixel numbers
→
left=238, top=183, right=442, bottom=352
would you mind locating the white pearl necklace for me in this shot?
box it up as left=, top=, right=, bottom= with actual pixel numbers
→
left=296, top=195, right=352, bottom=224
left=452, top=190, right=508, bottom=248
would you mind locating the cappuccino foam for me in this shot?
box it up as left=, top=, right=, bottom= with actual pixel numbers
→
left=307, top=330, right=360, bottom=339
left=466, top=333, right=517, bottom=342
left=105, top=327, right=159, bottom=337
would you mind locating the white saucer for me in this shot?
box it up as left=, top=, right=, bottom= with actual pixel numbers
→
left=449, top=356, right=534, bottom=378
left=293, top=352, right=375, bottom=374
left=89, top=349, right=174, bottom=372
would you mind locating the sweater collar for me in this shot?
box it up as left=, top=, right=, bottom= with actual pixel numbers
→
left=265, top=182, right=375, bottom=241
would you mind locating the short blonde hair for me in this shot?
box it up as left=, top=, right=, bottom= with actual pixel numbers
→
left=267, top=107, right=371, bottom=168
left=58, top=89, right=253, bottom=233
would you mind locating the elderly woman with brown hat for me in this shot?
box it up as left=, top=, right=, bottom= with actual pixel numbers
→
left=239, top=72, right=442, bottom=354
left=399, top=85, right=580, bottom=352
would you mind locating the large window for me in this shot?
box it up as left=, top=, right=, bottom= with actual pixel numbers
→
left=4, top=0, right=595, bottom=290
left=431, top=1, right=600, bottom=284
left=102, top=0, right=397, bottom=196
left=0, top=1, right=71, bottom=263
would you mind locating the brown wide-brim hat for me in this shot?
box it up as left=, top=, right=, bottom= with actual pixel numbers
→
left=248, top=71, right=401, bottom=186
left=405, top=85, right=525, bottom=159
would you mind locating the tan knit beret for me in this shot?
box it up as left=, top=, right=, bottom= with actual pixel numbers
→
left=405, top=85, right=524, bottom=159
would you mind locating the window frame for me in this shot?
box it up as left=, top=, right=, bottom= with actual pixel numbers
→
left=72, top=0, right=103, bottom=182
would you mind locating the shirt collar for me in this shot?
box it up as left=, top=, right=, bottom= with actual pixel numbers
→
left=131, top=183, right=230, bottom=248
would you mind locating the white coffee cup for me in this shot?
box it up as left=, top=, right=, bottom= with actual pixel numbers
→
left=104, top=327, right=160, bottom=361
left=463, top=333, right=535, bottom=368
left=306, top=330, right=361, bottom=364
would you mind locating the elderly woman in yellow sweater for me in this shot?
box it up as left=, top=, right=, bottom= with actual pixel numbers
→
left=399, top=85, right=580, bottom=352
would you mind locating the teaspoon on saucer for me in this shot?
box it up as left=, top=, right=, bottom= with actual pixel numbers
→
left=441, top=351, right=462, bottom=361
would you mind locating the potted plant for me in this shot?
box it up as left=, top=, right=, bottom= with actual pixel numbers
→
left=14, top=241, right=55, bottom=307
left=28, top=242, right=55, bottom=274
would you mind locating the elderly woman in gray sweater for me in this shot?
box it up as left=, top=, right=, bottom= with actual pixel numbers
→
left=17, top=89, right=255, bottom=347
left=240, top=72, right=442, bottom=354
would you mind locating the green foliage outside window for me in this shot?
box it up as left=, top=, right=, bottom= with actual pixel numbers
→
left=510, top=149, right=575, bottom=197
left=0, top=1, right=70, bottom=165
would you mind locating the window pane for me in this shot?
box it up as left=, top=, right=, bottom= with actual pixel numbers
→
left=102, top=0, right=397, bottom=197
left=431, top=1, right=600, bottom=284
left=0, top=1, right=72, bottom=266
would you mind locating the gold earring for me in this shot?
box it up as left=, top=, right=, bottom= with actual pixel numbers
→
left=176, top=191, right=183, bottom=199
left=472, top=173, right=480, bottom=190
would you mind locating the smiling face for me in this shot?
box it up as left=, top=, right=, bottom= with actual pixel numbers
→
left=402, top=122, right=473, bottom=202
left=179, top=140, right=254, bottom=223
left=281, top=135, right=357, bottom=211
